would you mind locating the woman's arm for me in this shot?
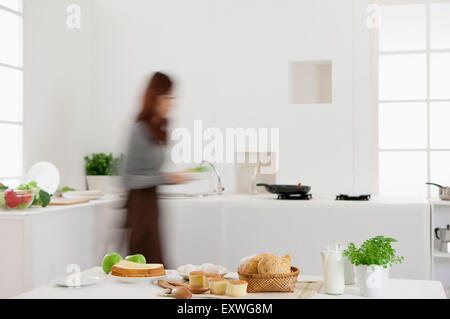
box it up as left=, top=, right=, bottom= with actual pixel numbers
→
left=123, top=173, right=169, bottom=189
left=123, top=172, right=188, bottom=189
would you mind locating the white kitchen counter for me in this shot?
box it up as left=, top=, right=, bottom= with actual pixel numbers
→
left=160, top=193, right=429, bottom=204
left=13, top=267, right=446, bottom=299
left=0, top=196, right=125, bottom=217
left=158, top=194, right=431, bottom=281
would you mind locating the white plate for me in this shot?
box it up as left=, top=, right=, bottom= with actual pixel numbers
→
left=63, top=190, right=105, bottom=200
left=110, top=270, right=172, bottom=284
left=52, top=275, right=100, bottom=288
left=25, top=162, right=60, bottom=194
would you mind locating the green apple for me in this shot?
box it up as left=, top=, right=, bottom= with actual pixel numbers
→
left=125, top=254, right=146, bottom=264
left=102, top=252, right=122, bottom=274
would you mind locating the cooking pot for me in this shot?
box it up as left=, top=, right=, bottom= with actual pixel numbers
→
left=256, top=183, right=311, bottom=195
left=426, top=183, right=450, bottom=201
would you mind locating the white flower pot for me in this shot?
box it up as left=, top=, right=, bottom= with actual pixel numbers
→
left=356, top=265, right=390, bottom=298
left=86, top=176, right=124, bottom=194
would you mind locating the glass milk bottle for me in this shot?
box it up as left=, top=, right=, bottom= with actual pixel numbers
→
left=320, top=244, right=345, bottom=295
left=340, top=244, right=356, bottom=285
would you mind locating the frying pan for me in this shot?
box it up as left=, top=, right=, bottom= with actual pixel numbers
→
left=257, top=183, right=311, bottom=195
left=426, top=183, right=450, bottom=201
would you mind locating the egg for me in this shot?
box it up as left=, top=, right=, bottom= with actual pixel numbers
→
left=201, top=263, right=219, bottom=274
left=185, top=264, right=199, bottom=275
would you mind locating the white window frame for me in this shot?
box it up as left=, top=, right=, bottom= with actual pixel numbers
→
left=373, top=0, right=450, bottom=198
left=0, top=3, right=23, bottom=183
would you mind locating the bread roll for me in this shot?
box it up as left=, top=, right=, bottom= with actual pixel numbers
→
left=239, top=253, right=292, bottom=275
left=257, top=255, right=291, bottom=275
left=238, top=255, right=260, bottom=274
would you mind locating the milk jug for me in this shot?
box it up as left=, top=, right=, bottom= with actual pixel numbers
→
left=320, top=245, right=345, bottom=295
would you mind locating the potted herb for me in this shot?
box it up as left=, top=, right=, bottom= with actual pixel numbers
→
left=343, top=236, right=404, bottom=298
left=84, top=153, right=125, bottom=194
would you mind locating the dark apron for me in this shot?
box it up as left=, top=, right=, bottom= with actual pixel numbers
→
left=125, top=187, right=163, bottom=264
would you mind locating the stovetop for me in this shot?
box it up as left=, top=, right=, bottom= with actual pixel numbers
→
left=273, top=194, right=371, bottom=201
left=336, top=194, right=371, bottom=201
left=277, top=193, right=312, bottom=200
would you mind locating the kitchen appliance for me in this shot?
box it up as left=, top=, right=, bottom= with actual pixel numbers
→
left=277, top=193, right=312, bottom=200
left=336, top=194, right=371, bottom=201
left=426, top=183, right=450, bottom=201
left=435, top=225, right=450, bottom=253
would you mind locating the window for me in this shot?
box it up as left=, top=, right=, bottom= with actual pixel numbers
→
left=0, top=0, right=23, bottom=188
left=377, top=1, right=450, bottom=198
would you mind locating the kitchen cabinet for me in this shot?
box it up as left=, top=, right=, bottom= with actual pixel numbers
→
left=158, top=195, right=431, bottom=280
left=0, top=199, right=124, bottom=298
left=430, top=199, right=450, bottom=290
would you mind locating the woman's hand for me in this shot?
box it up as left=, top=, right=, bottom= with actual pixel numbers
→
left=165, top=173, right=190, bottom=185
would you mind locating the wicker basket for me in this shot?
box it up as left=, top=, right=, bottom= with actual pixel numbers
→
left=238, top=266, right=300, bottom=293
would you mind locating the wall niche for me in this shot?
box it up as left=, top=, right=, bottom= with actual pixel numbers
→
left=289, top=60, right=332, bottom=104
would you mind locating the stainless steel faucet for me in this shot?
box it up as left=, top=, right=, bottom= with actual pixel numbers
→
left=200, top=160, right=225, bottom=195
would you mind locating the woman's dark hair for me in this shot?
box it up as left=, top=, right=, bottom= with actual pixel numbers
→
left=137, top=72, right=173, bottom=144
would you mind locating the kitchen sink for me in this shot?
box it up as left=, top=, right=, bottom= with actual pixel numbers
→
left=158, top=193, right=217, bottom=199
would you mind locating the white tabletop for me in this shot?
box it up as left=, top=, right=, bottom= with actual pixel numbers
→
left=13, top=267, right=447, bottom=299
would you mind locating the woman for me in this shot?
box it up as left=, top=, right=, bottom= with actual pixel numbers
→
left=123, top=72, right=186, bottom=264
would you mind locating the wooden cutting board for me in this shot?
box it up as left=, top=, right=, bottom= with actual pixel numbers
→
left=159, top=281, right=323, bottom=299
left=296, top=281, right=323, bottom=299
left=49, top=198, right=90, bottom=206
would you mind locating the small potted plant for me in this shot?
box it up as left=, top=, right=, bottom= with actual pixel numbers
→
left=84, top=153, right=125, bottom=194
left=343, top=236, right=404, bottom=298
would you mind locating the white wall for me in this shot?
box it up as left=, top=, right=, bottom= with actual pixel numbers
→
left=88, top=0, right=374, bottom=195
left=23, top=0, right=92, bottom=189
left=23, top=0, right=374, bottom=195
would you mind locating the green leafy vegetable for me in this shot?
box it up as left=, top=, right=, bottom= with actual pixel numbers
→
left=0, top=185, right=8, bottom=191
left=58, top=186, right=75, bottom=193
left=38, top=190, right=51, bottom=207
left=84, top=153, right=125, bottom=176
left=343, top=236, right=404, bottom=268
left=16, top=181, right=51, bottom=208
